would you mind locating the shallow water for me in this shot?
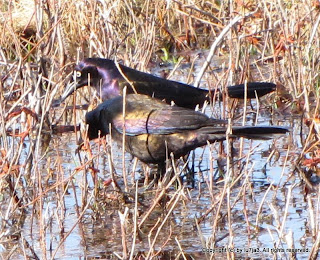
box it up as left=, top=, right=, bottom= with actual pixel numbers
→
left=9, top=117, right=309, bottom=259
left=0, top=58, right=317, bottom=259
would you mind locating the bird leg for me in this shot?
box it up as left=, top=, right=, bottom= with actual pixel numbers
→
left=155, top=162, right=166, bottom=183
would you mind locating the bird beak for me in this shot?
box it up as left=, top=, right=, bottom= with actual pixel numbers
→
left=52, top=81, right=76, bottom=107
left=59, top=81, right=78, bottom=103
left=52, top=72, right=84, bottom=107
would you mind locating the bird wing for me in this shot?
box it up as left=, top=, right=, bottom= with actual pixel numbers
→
left=112, top=105, right=225, bottom=135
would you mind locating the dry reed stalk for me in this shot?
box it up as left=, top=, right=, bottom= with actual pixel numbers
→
left=1, top=0, right=318, bottom=258
left=138, top=159, right=189, bottom=228
left=118, top=207, right=129, bottom=259
left=146, top=184, right=182, bottom=258
left=51, top=190, right=95, bottom=259
left=129, top=181, right=139, bottom=259
left=121, top=86, right=128, bottom=191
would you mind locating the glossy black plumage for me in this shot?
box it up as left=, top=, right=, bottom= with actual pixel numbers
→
left=85, top=94, right=288, bottom=164
left=58, top=58, right=276, bottom=109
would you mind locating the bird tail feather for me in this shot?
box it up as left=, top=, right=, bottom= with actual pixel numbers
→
left=230, top=126, right=288, bottom=140
left=226, top=82, right=276, bottom=99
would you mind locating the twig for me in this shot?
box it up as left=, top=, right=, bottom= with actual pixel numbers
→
left=194, top=12, right=256, bottom=87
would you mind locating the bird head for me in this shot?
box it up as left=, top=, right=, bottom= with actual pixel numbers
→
left=85, top=106, right=108, bottom=140
left=58, top=60, right=102, bottom=104
left=57, top=58, right=121, bottom=105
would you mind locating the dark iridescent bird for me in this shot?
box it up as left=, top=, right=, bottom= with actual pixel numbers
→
left=85, top=94, right=288, bottom=165
left=58, top=58, right=276, bottom=109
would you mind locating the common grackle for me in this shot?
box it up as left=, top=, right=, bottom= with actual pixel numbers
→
left=58, top=58, right=276, bottom=109
left=85, top=94, right=288, bottom=164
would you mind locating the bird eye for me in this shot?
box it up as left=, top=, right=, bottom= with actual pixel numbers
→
left=76, top=71, right=81, bottom=78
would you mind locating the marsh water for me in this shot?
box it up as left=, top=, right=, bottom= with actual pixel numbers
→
left=0, top=56, right=317, bottom=259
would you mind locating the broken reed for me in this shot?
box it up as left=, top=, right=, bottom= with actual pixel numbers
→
left=0, top=0, right=319, bottom=258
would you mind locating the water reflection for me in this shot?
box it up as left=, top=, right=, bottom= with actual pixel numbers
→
left=1, top=60, right=315, bottom=259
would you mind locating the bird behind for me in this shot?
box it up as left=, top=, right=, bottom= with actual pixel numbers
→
left=57, top=58, right=276, bottom=109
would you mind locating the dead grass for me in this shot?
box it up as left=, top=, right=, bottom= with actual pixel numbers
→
left=0, top=0, right=319, bottom=259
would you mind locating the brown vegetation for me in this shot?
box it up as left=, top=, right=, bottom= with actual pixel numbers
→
left=0, top=0, right=319, bottom=259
